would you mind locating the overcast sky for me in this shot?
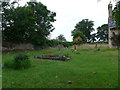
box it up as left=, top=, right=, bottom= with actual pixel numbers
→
left=11, top=0, right=117, bottom=41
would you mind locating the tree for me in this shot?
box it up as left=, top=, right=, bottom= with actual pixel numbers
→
left=27, top=2, right=56, bottom=45
left=96, top=24, right=108, bottom=41
left=2, top=1, right=56, bottom=44
left=56, top=34, right=66, bottom=42
left=74, top=19, right=94, bottom=41
left=74, top=36, right=82, bottom=45
left=90, top=33, right=97, bottom=42
left=71, top=30, right=86, bottom=43
left=112, top=1, right=120, bottom=28
left=2, top=3, right=35, bottom=43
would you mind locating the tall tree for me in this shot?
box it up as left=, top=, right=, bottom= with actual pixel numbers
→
left=112, top=1, right=120, bottom=28
left=74, top=19, right=94, bottom=41
left=56, top=34, right=66, bottom=42
left=2, top=1, right=56, bottom=44
left=96, top=24, right=108, bottom=41
left=27, top=2, right=56, bottom=44
left=90, top=33, right=97, bottom=42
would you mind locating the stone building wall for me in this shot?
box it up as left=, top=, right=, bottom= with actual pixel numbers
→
left=108, top=3, right=120, bottom=48
left=109, top=29, right=120, bottom=48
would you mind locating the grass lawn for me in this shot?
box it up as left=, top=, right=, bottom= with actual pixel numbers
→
left=2, top=45, right=118, bottom=88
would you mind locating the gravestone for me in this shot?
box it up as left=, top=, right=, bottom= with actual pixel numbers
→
left=58, top=44, right=63, bottom=57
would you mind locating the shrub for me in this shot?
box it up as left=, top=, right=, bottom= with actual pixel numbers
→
left=33, top=39, right=73, bottom=49
left=13, top=54, right=31, bottom=69
left=4, top=60, right=13, bottom=68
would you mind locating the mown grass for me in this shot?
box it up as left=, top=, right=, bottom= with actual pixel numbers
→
left=2, top=46, right=118, bottom=88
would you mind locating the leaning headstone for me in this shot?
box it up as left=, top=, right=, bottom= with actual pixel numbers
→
left=58, top=44, right=63, bottom=57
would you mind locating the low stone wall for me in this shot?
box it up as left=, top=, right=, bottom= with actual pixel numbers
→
left=14, top=43, right=34, bottom=50
left=2, top=43, right=34, bottom=51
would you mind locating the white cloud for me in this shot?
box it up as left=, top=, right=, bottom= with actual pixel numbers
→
left=10, top=0, right=116, bottom=41
left=37, top=0, right=114, bottom=41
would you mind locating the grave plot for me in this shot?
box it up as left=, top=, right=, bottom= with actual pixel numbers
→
left=34, top=54, right=70, bottom=61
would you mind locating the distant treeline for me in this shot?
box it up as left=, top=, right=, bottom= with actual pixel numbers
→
left=33, top=39, right=73, bottom=49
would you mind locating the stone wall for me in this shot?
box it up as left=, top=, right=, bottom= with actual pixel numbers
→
left=2, top=43, right=34, bottom=51
left=109, top=29, right=120, bottom=48
left=14, top=43, right=34, bottom=50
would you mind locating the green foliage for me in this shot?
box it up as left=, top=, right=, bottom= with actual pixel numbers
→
left=46, top=39, right=73, bottom=47
left=73, top=19, right=94, bottom=41
left=113, top=1, right=120, bottom=28
left=2, top=1, right=56, bottom=44
left=13, top=54, right=31, bottom=69
left=46, top=39, right=59, bottom=47
left=56, top=34, right=66, bottom=42
left=62, top=41, right=73, bottom=47
left=90, top=33, right=97, bottom=42
left=4, top=60, right=13, bottom=69
left=71, top=30, right=86, bottom=44
left=96, top=24, right=108, bottom=41
left=33, top=39, right=73, bottom=49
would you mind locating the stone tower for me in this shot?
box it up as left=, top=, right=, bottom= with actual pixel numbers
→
left=108, top=2, right=120, bottom=48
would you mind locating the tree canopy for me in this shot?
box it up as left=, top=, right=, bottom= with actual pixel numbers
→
left=56, top=34, right=66, bottom=42
left=96, top=24, right=108, bottom=41
left=73, top=19, right=94, bottom=41
left=71, top=19, right=94, bottom=43
left=112, top=1, right=120, bottom=28
left=90, top=33, right=97, bottom=42
left=71, top=30, right=86, bottom=43
left=2, top=1, right=56, bottom=44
